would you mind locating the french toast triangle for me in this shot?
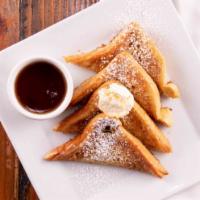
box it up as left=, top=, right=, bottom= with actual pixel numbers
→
left=71, top=52, right=172, bottom=126
left=54, top=81, right=172, bottom=153
left=65, top=22, right=179, bottom=98
left=45, top=114, right=168, bottom=178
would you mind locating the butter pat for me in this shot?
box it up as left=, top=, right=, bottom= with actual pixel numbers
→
left=98, top=83, right=134, bottom=118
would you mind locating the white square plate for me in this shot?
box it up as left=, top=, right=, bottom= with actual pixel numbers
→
left=1, top=0, right=200, bottom=199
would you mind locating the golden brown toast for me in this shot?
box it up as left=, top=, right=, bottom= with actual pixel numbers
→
left=71, top=52, right=172, bottom=126
left=55, top=81, right=171, bottom=153
left=65, top=22, right=179, bottom=98
left=45, top=114, right=168, bottom=177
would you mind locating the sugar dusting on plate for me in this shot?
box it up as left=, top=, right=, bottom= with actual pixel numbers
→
left=111, top=0, right=171, bottom=45
left=69, top=163, right=129, bottom=200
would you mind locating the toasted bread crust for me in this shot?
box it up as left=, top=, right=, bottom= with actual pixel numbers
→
left=45, top=114, right=168, bottom=177
left=71, top=52, right=172, bottom=126
left=65, top=22, right=179, bottom=98
left=55, top=81, right=171, bottom=153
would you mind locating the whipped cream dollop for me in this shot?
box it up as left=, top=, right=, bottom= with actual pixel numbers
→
left=98, top=83, right=134, bottom=118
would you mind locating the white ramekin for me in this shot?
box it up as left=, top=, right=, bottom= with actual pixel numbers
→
left=7, top=57, right=73, bottom=120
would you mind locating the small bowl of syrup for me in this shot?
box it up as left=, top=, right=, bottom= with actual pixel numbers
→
left=7, top=57, right=73, bottom=119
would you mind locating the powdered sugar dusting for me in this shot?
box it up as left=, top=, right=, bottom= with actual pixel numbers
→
left=105, top=54, right=138, bottom=89
left=82, top=117, right=121, bottom=162
left=100, top=54, right=114, bottom=66
left=99, top=0, right=171, bottom=81
left=78, top=116, right=147, bottom=171
left=103, top=53, right=150, bottom=105
left=121, top=23, right=158, bottom=76
left=101, top=22, right=159, bottom=79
